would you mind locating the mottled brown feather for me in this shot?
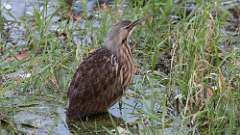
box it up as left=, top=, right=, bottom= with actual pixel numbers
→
left=67, top=48, right=124, bottom=119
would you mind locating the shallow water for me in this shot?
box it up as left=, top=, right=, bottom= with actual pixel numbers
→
left=1, top=0, right=56, bottom=47
left=0, top=92, right=142, bottom=134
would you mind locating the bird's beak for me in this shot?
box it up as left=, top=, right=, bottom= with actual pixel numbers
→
left=124, top=17, right=146, bottom=31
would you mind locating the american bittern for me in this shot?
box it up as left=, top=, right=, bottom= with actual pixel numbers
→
left=67, top=18, right=144, bottom=120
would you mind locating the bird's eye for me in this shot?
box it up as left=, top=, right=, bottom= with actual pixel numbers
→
left=124, top=25, right=130, bottom=30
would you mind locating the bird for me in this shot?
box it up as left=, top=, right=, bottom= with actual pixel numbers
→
left=66, top=18, right=145, bottom=120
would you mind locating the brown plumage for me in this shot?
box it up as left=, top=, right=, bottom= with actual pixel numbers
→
left=66, top=18, right=144, bottom=120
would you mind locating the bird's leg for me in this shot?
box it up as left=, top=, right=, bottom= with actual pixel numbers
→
left=118, top=100, right=123, bottom=116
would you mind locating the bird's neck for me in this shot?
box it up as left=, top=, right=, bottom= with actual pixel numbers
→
left=104, top=39, right=131, bottom=58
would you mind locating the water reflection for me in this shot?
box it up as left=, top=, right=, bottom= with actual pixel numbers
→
left=0, top=93, right=139, bottom=134
left=109, top=95, right=142, bottom=123
left=0, top=97, right=70, bottom=135
left=67, top=113, right=125, bottom=135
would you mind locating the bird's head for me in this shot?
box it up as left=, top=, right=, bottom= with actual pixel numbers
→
left=104, top=18, right=145, bottom=52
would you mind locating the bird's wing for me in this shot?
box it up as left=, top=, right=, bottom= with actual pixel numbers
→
left=67, top=48, right=121, bottom=110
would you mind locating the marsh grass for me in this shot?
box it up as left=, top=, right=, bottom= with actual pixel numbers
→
left=0, top=0, right=240, bottom=134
